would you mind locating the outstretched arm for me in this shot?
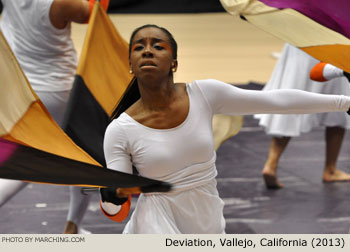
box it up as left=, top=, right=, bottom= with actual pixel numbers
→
left=197, top=79, right=350, bottom=116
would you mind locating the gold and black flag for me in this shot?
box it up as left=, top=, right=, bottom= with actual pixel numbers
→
left=0, top=2, right=169, bottom=192
left=63, top=2, right=135, bottom=166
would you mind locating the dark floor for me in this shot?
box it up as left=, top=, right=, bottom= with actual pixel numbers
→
left=1, top=113, right=350, bottom=234
left=217, top=116, right=350, bottom=234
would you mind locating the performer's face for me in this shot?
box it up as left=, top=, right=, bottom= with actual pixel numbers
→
left=129, top=27, right=176, bottom=79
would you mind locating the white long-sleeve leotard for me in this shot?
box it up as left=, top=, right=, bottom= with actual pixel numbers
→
left=103, top=79, right=350, bottom=234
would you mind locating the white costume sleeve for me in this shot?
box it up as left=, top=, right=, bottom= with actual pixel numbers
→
left=197, top=79, right=350, bottom=115
left=102, top=121, right=133, bottom=214
left=103, top=120, right=133, bottom=174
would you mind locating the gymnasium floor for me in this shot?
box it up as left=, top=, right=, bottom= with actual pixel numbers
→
left=1, top=13, right=350, bottom=234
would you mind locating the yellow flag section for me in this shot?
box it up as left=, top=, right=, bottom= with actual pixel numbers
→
left=212, top=114, right=242, bottom=151
left=0, top=31, right=99, bottom=167
left=220, top=0, right=350, bottom=73
left=77, top=2, right=133, bottom=116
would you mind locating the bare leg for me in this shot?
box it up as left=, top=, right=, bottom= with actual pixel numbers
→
left=64, top=221, right=78, bottom=234
left=262, top=136, right=291, bottom=189
left=323, top=127, right=350, bottom=182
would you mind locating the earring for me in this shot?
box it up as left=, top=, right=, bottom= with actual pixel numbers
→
left=172, top=68, right=176, bottom=72
left=129, top=69, right=133, bottom=74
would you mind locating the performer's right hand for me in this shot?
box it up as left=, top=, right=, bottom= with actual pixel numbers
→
left=100, top=187, right=128, bottom=205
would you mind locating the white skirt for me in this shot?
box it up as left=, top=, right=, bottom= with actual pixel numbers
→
left=123, top=180, right=225, bottom=234
left=255, top=43, right=350, bottom=137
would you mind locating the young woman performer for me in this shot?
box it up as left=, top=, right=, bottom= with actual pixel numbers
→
left=255, top=43, right=350, bottom=189
left=99, top=25, right=350, bottom=233
left=0, top=0, right=109, bottom=234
